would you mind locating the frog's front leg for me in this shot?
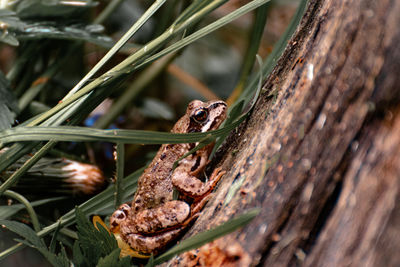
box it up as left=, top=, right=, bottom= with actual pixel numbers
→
left=126, top=200, right=190, bottom=234
left=122, top=227, right=183, bottom=255
left=172, top=166, right=226, bottom=199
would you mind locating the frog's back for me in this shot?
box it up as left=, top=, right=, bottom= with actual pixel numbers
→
left=131, top=143, right=186, bottom=211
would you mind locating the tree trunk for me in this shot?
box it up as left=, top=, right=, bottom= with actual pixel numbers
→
left=166, top=0, right=400, bottom=266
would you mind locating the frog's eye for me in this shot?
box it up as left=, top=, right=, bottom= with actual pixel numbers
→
left=112, top=204, right=130, bottom=221
left=193, top=108, right=208, bottom=123
left=115, top=210, right=127, bottom=219
left=120, top=204, right=130, bottom=215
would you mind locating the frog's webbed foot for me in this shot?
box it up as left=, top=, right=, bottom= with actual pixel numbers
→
left=123, top=227, right=183, bottom=255
left=172, top=167, right=226, bottom=199
left=190, top=194, right=213, bottom=215
left=110, top=204, right=131, bottom=233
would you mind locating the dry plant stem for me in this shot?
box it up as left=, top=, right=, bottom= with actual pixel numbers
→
left=167, top=64, right=219, bottom=100
left=163, top=0, right=400, bottom=266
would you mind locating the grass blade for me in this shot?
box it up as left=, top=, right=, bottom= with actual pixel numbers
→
left=135, top=0, right=272, bottom=70
left=0, top=115, right=245, bottom=145
left=2, top=190, right=40, bottom=232
left=114, top=143, right=124, bottom=209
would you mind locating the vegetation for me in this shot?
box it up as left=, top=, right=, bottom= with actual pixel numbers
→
left=0, top=0, right=302, bottom=266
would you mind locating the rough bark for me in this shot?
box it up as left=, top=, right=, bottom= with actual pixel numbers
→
left=166, top=0, right=400, bottom=266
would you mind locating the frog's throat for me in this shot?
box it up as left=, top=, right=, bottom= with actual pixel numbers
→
left=114, top=232, right=151, bottom=258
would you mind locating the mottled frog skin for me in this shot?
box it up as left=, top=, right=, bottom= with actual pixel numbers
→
left=110, top=100, right=227, bottom=255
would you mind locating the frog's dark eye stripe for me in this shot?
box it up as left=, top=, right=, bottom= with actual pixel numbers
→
left=190, top=156, right=201, bottom=172
left=208, top=101, right=227, bottom=110
left=192, top=108, right=209, bottom=123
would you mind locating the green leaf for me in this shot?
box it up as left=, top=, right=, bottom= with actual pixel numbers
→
left=145, top=255, right=155, bottom=267
left=227, top=100, right=245, bottom=126
left=0, top=223, right=71, bottom=266
left=15, top=22, right=113, bottom=46
left=2, top=190, right=40, bottom=232
left=16, top=237, right=70, bottom=267
left=0, top=70, right=18, bottom=130
left=72, top=240, right=88, bottom=267
left=75, top=207, right=118, bottom=262
left=32, top=245, right=70, bottom=267
left=15, top=0, right=97, bottom=19
left=97, top=248, right=131, bottom=267
left=49, top=222, right=62, bottom=253
left=59, top=244, right=71, bottom=267
left=0, top=219, right=45, bottom=249
left=0, top=196, right=65, bottom=219
left=73, top=207, right=131, bottom=266
left=0, top=3, right=112, bottom=46
left=153, top=209, right=260, bottom=265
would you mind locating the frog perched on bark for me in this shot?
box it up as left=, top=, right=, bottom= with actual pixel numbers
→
left=110, top=100, right=227, bottom=256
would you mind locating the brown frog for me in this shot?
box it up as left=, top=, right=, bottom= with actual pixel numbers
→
left=110, top=100, right=227, bottom=256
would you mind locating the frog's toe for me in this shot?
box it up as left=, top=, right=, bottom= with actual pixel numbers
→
left=110, top=204, right=131, bottom=232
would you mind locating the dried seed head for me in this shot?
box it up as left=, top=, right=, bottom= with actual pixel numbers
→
left=62, top=160, right=105, bottom=194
